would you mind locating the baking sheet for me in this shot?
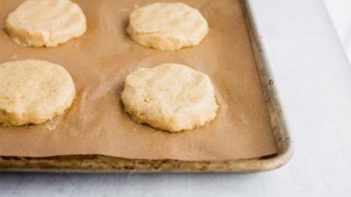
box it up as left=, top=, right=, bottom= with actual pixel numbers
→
left=0, top=0, right=277, bottom=161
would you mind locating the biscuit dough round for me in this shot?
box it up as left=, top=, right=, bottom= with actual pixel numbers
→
left=6, top=0, right=87, bottom=47
left=0, top=60, right=76, bottom=126
left=127, top=2, right=208, bottom=51
left=121, top=63, right=218, bottom=132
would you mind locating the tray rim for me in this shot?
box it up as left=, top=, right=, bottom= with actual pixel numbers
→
left=0, top=0, right=293, bottom=173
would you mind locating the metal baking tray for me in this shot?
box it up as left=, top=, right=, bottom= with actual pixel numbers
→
left=0, top=0, right=293, bottom=172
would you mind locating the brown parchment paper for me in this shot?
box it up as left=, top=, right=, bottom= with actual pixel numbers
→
left=0, top=0, right=277, bottom=161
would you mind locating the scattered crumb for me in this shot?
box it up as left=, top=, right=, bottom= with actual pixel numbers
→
left=120, top=7, right=128, bottom=12
left=46, top=123, right=57, bottom=131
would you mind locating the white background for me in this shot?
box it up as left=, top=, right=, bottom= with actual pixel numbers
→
left=1, top=0, right=351, bottom=196
left=324, top=0, right=351, bottom=61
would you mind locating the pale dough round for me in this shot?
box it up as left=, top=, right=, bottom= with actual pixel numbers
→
left=127, top=2, right=208, bottom=51
left=121, top=63, right=218, bottom=132
left=0, top=60, right=76, bottom=126
left=6, top=0, right=87, bottom=47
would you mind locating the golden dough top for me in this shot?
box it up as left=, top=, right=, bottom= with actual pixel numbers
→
left=121, top=63, right=218, bottom=132
left=0, top=60, right=76, bottom=126
left=6, top=0, right=87, bottom=47
left=127, top=2, right=208, bottom=50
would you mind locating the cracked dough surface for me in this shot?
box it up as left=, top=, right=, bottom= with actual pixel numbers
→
left=0, top=60, right=76, bottom=126
left=6, top=0, right=86, bottom=47
left=127, top=2, right=208, bottom=51
left=121, top=63, right=218, bottom=132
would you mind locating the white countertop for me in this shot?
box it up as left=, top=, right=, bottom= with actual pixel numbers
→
left=1, top=0, right=351, bottom=196
left=324, top=0, right=351, bottom=61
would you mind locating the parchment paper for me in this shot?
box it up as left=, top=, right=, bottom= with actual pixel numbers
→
left=0, top=0, right=277, bottom=161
